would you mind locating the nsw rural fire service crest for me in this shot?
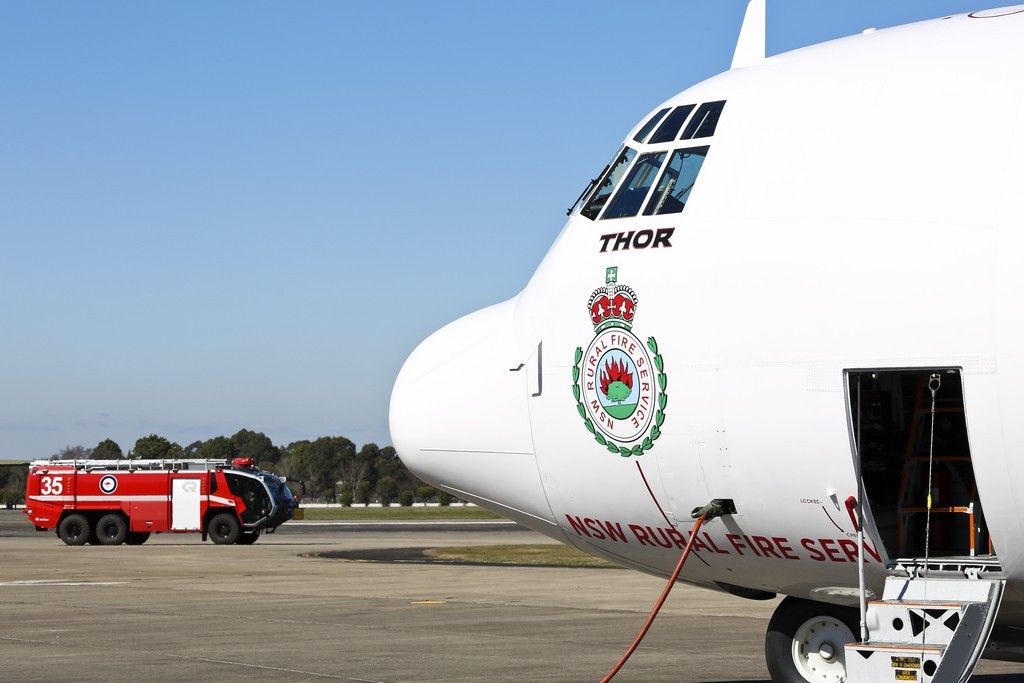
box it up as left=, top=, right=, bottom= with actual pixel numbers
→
left=573, top=267, right=667, bottom=457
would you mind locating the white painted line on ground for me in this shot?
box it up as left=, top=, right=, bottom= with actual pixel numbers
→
left=286, top=520, right=519, bottom=526
left=0, top=580, right=125, bottom=587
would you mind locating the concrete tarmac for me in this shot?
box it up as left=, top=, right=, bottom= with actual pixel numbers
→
left=2, top=511, right=1023, bottom=683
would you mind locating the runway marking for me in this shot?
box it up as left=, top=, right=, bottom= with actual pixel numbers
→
left=287, top=520, right=519, bottom=526
left=158, top=654, right=386, bottom=681
left=0, top=635, right=384, bottom=681
left=0, top=580, right=125, bottom=587
left=410, top=600, right=446, bottom=605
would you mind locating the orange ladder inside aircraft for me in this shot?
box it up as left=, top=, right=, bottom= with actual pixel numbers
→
left=896, top=375, right=987, bottom=557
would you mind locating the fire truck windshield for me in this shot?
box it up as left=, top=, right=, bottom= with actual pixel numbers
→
left=225, top=472, right=273, bottom=525
left=261, top=475, right=293, bottom=502
left=259, top=473, right=295, bottom=529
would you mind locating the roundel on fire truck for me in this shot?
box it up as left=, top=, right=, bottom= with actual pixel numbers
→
left=99, top=475, right=118, bottom=494
left=572, top=267, right=667, bottom=457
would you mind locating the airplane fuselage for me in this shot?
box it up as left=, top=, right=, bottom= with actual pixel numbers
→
left=390, top=6, right=1024, bottom=674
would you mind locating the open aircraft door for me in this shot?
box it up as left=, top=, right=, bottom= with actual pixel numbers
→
left=847, top=367, right=993, bottom=563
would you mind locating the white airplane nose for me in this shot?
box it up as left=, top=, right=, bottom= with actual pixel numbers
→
left=389, top=298, right=555, bottom=531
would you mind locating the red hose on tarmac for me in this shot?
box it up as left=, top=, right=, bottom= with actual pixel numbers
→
left=599, top=513, right=708, bottom=682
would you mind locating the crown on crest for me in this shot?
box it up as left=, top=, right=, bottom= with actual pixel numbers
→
left=588, top=267, right=637, bottom=332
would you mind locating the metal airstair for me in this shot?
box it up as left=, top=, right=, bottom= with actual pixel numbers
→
left=845, top=562, right=1004, bottom=683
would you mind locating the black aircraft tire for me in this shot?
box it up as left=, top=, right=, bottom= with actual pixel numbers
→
left=95, top=513, right=128, bottom=545
left=765, top=596, right=859, bottom=683
left=208, top=513, right=241, bottom=545
left=125, top=531, right=150, bottom=545
left=57, top=513, right=91, bottom=546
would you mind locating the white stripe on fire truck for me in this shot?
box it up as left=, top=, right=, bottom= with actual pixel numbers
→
left=31, top=495, right=170, bottom=502
left=30, top=494, right=237, bottom=504
left=76, top=495, right=169, bottom=502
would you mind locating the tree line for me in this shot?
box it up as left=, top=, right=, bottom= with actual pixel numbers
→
left=0, top=466, right=26, bottom=507
left=1, top=430, right=448, bottom=507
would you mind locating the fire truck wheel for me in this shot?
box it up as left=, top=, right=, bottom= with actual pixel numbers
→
left=237, top=530, right=260, bottom=545
left=57, top=514, right=91, bottom=546
left=96, top=514, right=128, bottom=545
left=208, top=513, right=241, bottom=545
left=125, top=532, right=150, bottom=545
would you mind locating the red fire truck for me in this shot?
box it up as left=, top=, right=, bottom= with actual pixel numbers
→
left=24, top=457, right=296, bottom=545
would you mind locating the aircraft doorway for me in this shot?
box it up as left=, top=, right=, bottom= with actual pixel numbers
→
left=847, top=368, right=991, bottom=561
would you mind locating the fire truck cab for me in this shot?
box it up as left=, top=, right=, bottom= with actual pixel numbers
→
left=24, top=457, right=296, bottom=546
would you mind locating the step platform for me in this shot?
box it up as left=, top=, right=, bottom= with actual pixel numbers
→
left=844, top=576, right=1003, bottom=683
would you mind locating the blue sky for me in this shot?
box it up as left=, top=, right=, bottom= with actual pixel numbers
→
left=0, top=1, right=992, bottom=459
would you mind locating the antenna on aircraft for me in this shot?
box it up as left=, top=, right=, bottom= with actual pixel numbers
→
left=731, top=0, right=766, bottom=69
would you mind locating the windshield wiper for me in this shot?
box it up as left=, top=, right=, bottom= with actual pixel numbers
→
left=566, top=165, right=608, bottom=216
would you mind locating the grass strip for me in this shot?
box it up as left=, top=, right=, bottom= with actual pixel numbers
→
left=424, top=544, right=617, bottom=568
left=299, top=506, right=502, bottom=521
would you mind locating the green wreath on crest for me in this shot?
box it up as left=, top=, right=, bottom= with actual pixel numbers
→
left=572, top=337, right=667, bottom=458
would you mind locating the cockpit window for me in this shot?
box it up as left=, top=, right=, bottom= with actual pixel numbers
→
left=581, top=147, right=637, bottom=220
left=648, top=104, right=696, bottom=144
left=574, top=100, right=723, bottom=221
left=633, top=107, right=671, bottom=144
left=602, top=152, right=667, bottom=219
left=681, top=101, right=726, bottom=139
left=643, top=146, right=709, bottom=216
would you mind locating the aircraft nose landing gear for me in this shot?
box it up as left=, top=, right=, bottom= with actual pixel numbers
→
left=765, top=596, right=859, bottom=683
